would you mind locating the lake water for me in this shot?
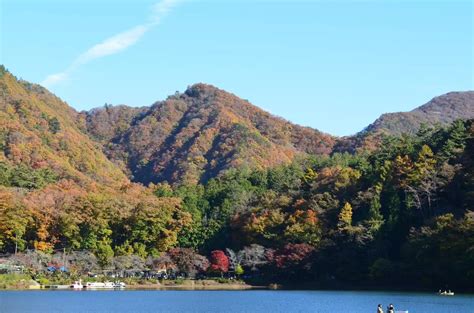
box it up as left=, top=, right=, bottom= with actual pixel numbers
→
left=1, top=290, right=473, bottom=313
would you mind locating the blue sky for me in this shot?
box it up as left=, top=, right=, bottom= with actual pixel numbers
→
left=1, top=0, right=472, bottom=136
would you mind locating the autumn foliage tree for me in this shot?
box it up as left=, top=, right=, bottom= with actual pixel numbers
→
left=337, top=202, right=353, bottom=230
left=209, top=250, right=229, bottom=276
left=273, top=243, right=315, bottom=269
left=167, top=247, right=209, bottom=278
left=0, top=188, right=30, bottom=253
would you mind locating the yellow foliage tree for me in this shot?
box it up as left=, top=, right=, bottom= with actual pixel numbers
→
left=338, top=202, right=353, bottom=230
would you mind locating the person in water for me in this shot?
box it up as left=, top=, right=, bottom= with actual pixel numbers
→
left=387, top=303, right=395, bottom=313
left=377, top=304, right=384, bottom=313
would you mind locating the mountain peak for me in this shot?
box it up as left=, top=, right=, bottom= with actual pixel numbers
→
left=184, top=83, right=221, bottom=98
left=414, top=91, right=474, bottom=116
left=86, top=84, right=336, bottom=184
left=334, top=90, right=474, bottom=153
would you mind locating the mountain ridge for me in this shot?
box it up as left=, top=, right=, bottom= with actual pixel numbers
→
left=2, top=65, right=473, bottom=185
left=364, top=91, right=474, bottom=135
left=333, top=90, right=474, bottom=153
left=85, top=83, right=336, bottom=184
left=83, top=82, right=474, bottom=183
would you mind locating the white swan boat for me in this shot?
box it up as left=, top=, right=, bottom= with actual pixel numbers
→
left=70, top=280, right=83, bottom=289
left=113, top=281, right=126, bottom=288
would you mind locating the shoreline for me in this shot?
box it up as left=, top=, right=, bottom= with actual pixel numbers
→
left=1, top=277, right=473, bottom=293
left=126, top=283, right=266, bottom=290
left=2, top=283, right=473, bottom=294
left=0, top=279, right=266, bottom=291
left=1, top=285, right=474, bottom=295
left=0, top=284, right=266, bottom=291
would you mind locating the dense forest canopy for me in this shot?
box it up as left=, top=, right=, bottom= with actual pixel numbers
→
left=1, top=65, right=473, bottom=290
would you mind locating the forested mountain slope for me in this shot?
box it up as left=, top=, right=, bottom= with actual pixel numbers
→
left=82, top=105, right=147, bottom=144
left=336, top=91, right=474, bottom=152
left=0, top=66, right=190, bottom=255
left=0, top=66, right=127, bottom=188
left=368, top=91, right=474, bottom=135
left=1, top=66, right=473, bottom=291
left=86, top=84, right=336, bottom=184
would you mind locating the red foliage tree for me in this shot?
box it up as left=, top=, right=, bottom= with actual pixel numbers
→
left=209, top=250, right=229, bottom=274
left=274, top=243, right=314, bottom=269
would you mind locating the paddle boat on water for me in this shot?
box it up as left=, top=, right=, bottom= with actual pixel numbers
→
left=438, top=290, right=455, bottom=296
left=85, top=281, right=115, bottom=289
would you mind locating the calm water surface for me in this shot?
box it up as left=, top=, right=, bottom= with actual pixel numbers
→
left=1, top=290, right=473, bottom=313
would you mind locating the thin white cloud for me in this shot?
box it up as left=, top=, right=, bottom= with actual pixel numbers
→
left=42, top=72, right=69, bottom=87
left=76, top=25, right=149, bottom=64
left=152, top=0, right=181, bottom=21
left=42, top=0, right=181, bottom=87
